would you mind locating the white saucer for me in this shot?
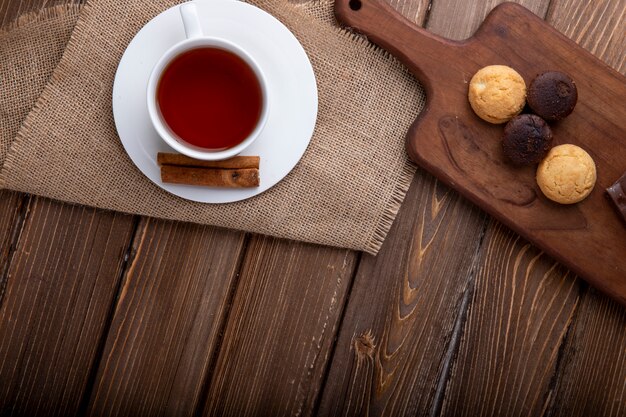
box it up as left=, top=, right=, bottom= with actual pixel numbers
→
left=112, top=0, right=317, bottom=203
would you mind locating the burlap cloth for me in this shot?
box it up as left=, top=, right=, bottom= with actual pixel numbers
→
left=0, top=0, right=424, bottom=254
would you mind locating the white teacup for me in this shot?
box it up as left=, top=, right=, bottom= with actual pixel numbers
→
left=147, top=2, right=270, bottom=161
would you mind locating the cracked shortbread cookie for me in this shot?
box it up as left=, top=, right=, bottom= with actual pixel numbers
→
left=536, top=144, right=596, bottom=204
left=468, top=65, right=527, bottom=124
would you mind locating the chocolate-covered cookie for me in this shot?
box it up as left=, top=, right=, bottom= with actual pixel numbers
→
left=502, top=114, right=553, bottom=165
left=527, top=71, right=577, bottom=121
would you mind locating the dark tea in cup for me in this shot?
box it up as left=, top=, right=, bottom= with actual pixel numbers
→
left=156, top=47, right=263, bottom=151
left=147, top=3, right=269, bottom=160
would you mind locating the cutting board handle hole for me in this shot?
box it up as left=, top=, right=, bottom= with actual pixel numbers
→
left=349, top=0, right=362, bottom=11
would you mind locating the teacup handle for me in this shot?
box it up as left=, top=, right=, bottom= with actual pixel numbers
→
left=180, top=3, right=203, bottom=39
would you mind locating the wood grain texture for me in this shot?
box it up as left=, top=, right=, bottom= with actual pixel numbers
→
left=0, top=192, right=26, bottom=307
left=85, top=218, right=245, bottom=417
left=0, top=198, right=134, bottom=417
left=388, top=0, right=430, bottom=26
left=318, top=2, right=548, bottom=416
left=440, top=221, right=581, bottom=417
left=547, top=0, right=626, bottom=73
left=0, top=0, right=78, bottom=27
left=317, top=175, right=487, bottom=417
left=545, top=289, right=625, bottom=417
left=428, top=0, right=550, bottom=40
left=201, top=236, right=357, bottom=417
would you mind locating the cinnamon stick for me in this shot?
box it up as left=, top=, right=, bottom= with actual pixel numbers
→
left=161, top=165, right=260, bottom=188
left=157, top=153, right=260, bottom=169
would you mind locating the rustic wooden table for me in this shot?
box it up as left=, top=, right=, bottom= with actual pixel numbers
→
left=0, top=0, right=624, bottom=416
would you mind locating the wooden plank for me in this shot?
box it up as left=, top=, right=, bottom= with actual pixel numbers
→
left=0, top=0, right=78, bottom=27
left=440, top=222, right=580, bottom=416
left=546, top=0, right=626, bottom=72
left=439, top=0, right=625, bottom=414
left=0, top=192, right=26, bottom=306
left=388, top=0, right=430, bottom=27
left=546, top=290, right=625, bottom=417
left=0, top=0, right=33, bottom=26
left=201, top=236, right=357, bottom=417
left=85, top=218, right=245, bottom=417
left=318, top=1, right=550, bottom=416
left=317, top=172, right=486, bottom=416
left=0, top=198, right=135, bottom=416
left=427, top=0, right=550, bottom=40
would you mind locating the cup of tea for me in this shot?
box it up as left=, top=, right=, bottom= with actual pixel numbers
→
left=147, top=2, right=269, bottom=160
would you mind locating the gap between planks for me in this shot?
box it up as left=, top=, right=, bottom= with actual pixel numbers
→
left=0, top=194, right=31, bottom=309
left=309, top=251, right=363, bottom=417
left=76, top=214, right=141, bottom=415
left=428, top=217, right=487, bottom=417
left=191, top=233, right=252, bottom=417
left=541, top=281, right=584, bottom=414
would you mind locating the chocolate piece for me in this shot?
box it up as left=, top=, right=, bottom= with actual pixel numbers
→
left=607, top=172, right=626, bottom=225
left=527, top=71, right=578, bottom=121
left=502, top=114, right=553, bottom=165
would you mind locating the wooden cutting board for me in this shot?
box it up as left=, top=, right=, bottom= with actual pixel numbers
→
left=335, top=0, right=626, bottom=305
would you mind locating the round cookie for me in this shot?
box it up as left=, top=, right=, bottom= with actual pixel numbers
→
left=527, top=71, right=577, bottom=121
left=502, top=114, right=553, bottom=165
left=536, top=144, right=596, bottom=204
left=468, top=65, right=527, bottom=124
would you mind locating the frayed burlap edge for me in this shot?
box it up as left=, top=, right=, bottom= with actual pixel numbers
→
left=1, top=0, right=419, bottom=255
left=0, top=3, right=82, bottom=33
left=0, top=3, right=83, bottom=189
left=289, top=0, right=418, bottom=253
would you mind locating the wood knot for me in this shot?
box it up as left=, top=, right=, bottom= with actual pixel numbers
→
left=354, top=330, right=376, bottom=360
